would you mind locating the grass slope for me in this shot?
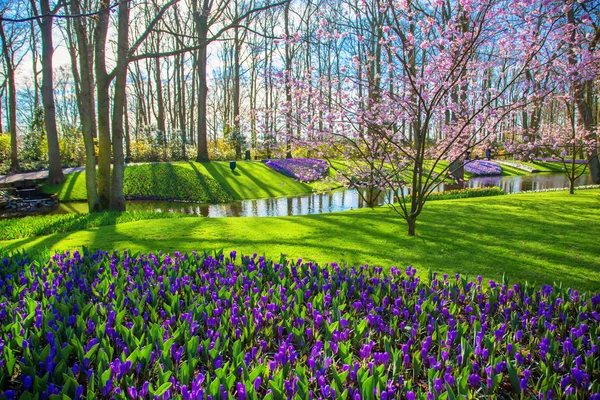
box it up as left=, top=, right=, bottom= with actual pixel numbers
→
left=43, top=161, right=313, bottom=202
left=3, top=190, right=599, bottom=291
left=173, top=161, right=312, bottom=200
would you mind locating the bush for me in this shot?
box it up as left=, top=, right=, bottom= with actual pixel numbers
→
left=0, top=251, right=598, bottom=398
left=427, top=186, right=505, bottom=201
left=21, top=108, right=48, bottom=162
left=59, top=125, right=86, bottom=165
left=0, top=133, right=11, bottom=163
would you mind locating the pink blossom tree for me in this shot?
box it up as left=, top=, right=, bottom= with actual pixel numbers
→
left=284, top=0, right=557, bottom=235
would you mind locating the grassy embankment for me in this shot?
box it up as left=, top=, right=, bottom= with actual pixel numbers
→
left=3, top=189, right=599, bottom=291
left=43, top=161, right=315, bottom=203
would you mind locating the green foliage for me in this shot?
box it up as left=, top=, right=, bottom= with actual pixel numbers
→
left=21, top=108, right=48, bottom=162
left=0, top=133, right=11, bottom=162
left=426, top=186, right=505, bottom=201
left=209, top=138, right=237, bottom=161
left=0, top=250, right=597, bottom=397
left=59, top=125, right=86, bottom=165
left=122, top=163, right=234, bottom=203
left=0, top=211, right=186, bottom=241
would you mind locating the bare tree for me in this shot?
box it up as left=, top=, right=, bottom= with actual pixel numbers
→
left=30, top=0, right=65, bottom=184
left=0, top=2, right=27, bottom=172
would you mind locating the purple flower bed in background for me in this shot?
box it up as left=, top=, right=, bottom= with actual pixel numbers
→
left=535, top=157, right=588, bottom=164
left=1, top=250, right=599, bottom=399
left=263, top=158, right=328, bottom=182
left=464, top=160, right=503, bottom=176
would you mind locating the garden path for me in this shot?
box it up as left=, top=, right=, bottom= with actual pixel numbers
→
left=0, top=166, right=85, bottom=184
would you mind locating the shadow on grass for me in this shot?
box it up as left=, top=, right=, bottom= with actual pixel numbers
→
left=234, top=163, right=279, bottom=199
left=192, top=162, right=241, bottom=200
left=2, top=191, right=598, bottom=291
left=61, top=172, right=81, bottom=201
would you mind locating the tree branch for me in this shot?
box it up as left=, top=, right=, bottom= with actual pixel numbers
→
left=1, top=0, right=126, bottom=23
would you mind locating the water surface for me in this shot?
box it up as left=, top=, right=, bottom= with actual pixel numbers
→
left=55, top=172, right=593, bottom=218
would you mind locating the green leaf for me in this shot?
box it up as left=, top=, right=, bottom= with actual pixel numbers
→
left=268, top=380, right=284, bottom=400
left=506, top=361, right=520, bottom=394
left=84, top=343, right=100, bottom=360
left=154, top=382, right=173, bottom=396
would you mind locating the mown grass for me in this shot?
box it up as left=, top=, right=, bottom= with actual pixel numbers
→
left=173, top=161, right=312, bottom=200
left=43, top=162, right=314, bottom=202
left=0, top=211, right=185, bottom=241
left=44, top=164, right=232, bottom=203
left=3, top=189, right=599, bottom=291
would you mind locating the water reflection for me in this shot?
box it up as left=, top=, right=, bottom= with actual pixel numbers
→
left=59, top=172, right=594, bottom=218
left=450, top=173, right=592, bottom=193
left=125, top=189, right=392, bottom=218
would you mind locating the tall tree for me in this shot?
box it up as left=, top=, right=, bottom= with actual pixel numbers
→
left=69, top=0, right=100, bottom=212
left=0, top=8, right=21, bottom=172
left=566, top=0, right=600, bottom=183
left=30, top=0, right=65, bottom=184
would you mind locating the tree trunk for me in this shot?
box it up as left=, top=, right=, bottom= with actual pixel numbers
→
left=233, top=18, right=242, bottom=159
left=154, top=55, right=167, bottom=159
left=95, top=4, right=112, bottom=209
left=0, top=22, right=19, bottom=172
left=30, top=20, right=40, bottom=109
left=574, top=84, right=600, bottom=183
left=71, top=0, right=100, bottom=212
left=38, top=0, right=65, bottom=184
left=407, top=215, right=416, bottom=236
left=567, top=7, right=600, bottom=184
left=125, top=94, right=131, bottom=160
left=194, top=8, right=209, bottom=162
left=109, top=0, right=129, bottom=211
left=0, top=88, right=3, bottom=133
left=284, top=0, right=293, bottom=159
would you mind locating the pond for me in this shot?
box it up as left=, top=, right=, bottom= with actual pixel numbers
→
left=457, top=172, right=592, bottom=193
left=54, top=172, right=593, bottom=218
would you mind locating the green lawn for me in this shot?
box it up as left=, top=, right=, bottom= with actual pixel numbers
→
left=174, top=161, right=312, bottom=200
left=3, top=189, right=599, bottom=291
left=43, top=161, right=313, bottom=202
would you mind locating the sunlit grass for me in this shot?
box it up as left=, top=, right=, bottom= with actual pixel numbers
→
left=4, top=189, right=598, bottom=291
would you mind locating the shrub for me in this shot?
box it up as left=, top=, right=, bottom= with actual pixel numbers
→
left=21, top=108, right=48, bottom=162
left=427, top=186, right=505, bottom=201
left=0, top=133, right=11, bottom=162
left=59, top=126, right=86, bottom=165
left=0, top=251, right=598, bottom=398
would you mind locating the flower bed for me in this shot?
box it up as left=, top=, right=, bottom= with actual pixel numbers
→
left=1, top=250, right=599, bottom=399
left=263, top=158, right=328, bottom=182
left=464, top=160, right=502, bottom=176
left=535, top=158, right=588, bottom=164
left=495, top=160, right=539, bottom=173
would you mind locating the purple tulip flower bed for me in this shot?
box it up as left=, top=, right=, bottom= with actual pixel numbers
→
left=263, top=158, right=328, bottom=182
left=464, top=160, right=503, bottom=176
left=1, top=251, right=599, bottom=399
left=535, top=158, right=588, bottom=164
